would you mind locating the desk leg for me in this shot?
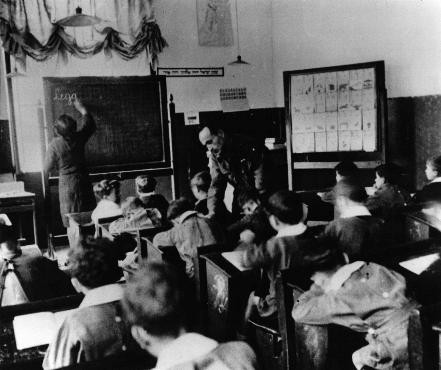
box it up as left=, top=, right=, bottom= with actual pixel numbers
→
left=32, top=208, right=38, bottom=245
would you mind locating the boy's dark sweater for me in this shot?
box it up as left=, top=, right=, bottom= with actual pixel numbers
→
left=227, top=207, right=276, bottom=244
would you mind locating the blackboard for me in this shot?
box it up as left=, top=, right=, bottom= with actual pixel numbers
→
left=43, top=76, right=170, bottom=175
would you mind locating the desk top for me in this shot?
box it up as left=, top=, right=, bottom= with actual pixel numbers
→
left=0, top=191, right=35, bottom=199
left=0, top=294, right=83, bottom=368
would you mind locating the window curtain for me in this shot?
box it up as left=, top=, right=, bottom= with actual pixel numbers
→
left=0, top=0, right=167, bottom=68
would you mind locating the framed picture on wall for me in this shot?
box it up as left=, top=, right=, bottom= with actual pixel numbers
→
left=196, top=0, right=234, bottom=46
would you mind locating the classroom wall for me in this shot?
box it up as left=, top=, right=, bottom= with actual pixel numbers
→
left=155, top=0, right=274, bottom=113
left=271, top=0, right=441, bottom=106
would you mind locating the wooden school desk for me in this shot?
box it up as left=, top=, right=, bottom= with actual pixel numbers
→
left=0, top=294, right=83, bottom=369
left=0, top=191, right=37, bottom=245
left=200, top=251, right=258, bottom=342
left=403, top=210, right=441, bottom=242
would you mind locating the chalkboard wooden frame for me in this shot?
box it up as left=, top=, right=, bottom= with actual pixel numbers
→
left=283, top=61, right=387, bottom=189
left=43, top=76, right=170, bottom=176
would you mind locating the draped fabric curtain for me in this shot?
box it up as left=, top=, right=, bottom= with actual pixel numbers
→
left=0, top=0, right=167, bottom=68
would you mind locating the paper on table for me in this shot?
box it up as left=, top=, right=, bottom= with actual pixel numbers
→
left=222, top=251, right=251, bottom=272
left=399, top=253, right=440, bottom=275
left=13, top=309, right=74, bottom=350
left=365, top=187, right=376, bottom=196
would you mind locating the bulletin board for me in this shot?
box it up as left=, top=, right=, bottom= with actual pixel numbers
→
left=283, top=61, right=386, bottom=182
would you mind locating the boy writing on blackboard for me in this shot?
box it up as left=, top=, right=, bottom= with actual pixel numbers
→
left=44, top=98, right=96, bottom=228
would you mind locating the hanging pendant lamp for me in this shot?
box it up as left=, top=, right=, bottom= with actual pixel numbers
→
left=56, top=6, right=102, bottom=27
left=228, top=0, right=250, bottom=65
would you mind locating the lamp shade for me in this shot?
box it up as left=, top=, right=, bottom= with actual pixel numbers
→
left=228, top=55, right=250, bottom=66
left=56, top=7, right=102, bottom=27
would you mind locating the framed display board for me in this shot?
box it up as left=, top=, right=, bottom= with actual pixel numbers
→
left=283, top=61, right=387, bottom=187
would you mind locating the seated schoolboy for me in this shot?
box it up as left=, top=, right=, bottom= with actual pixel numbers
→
left=319, top=160, right=359, bottom=203
left=153, top=198, right=225, bottom=278
left=135, top=175, right=169, bottom=220
left=0, top=223, right=75, bottom=306
left=242, top=190, right=315, bottom=321
left=122, top=262, right=258, bottom=370
left=43, top=238, right=132, bottom=369
left=412, top=155, right=441, bottom=205
left=227, top=189, right=275, bottom=245
left=191, top=171, right=232, bottom=226
left=323, top=178, right=384, bottom=260
left=109, top=196, right=161, bottom=234
left=292, top=240, right=418, bottom=370
left=365, top=163, right=410, bottom=217
left=91, top=179, right=122, bottom=223
left=190, top=171, right=211, bottom=215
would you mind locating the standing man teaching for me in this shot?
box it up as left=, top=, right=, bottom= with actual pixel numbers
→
left=44, top=98, right=96, bottom=228
left=199, top=126, right=271, bottom=220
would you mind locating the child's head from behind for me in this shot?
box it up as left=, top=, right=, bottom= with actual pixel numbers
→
left=94, top=179, right=120, bottom=203
left=190, top=171, right=211, bottom=201
left=69, top=237, right=121, bottom=291
left=55, top=114, right=77, bottom=138
left=166, top=197, right=193, bottom=222
left=304, top=237, right=347, bottom=290
left=334, top=178, right=367, bottom=213
left=0, top=223, right=18, bottom=254
left=122, top=262, right=190, bottom=356
left=374, top=163, right=399, bottom=188
left=238, top=189, right=261, bottom=216
left=334, top=160, right=358, bottom=182
left=426, top=156, right=441, bottom=181
left=136, top=175, right=157, bottom=195
left=265, top=190, right=304, bottom=230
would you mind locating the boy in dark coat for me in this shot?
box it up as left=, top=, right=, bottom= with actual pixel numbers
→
left=242, top=190, right=315, bottom=320
left=323, top=178, right=384, bottom=260
left=135, top=175, right=169, bottom=221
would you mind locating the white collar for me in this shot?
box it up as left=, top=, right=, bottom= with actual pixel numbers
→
left=139, top=191, right=156, bottom=197
left=325, top=261, right=365, bottom=292
left=155, top=333, right=218, bottom=370
left=339, top=205, right=371, bottom=219
left=79, top=283, right=124, bottom=308
left=176, top=210, right=198, bottom=224
left=431, top=177, right=441, bottom=183
left=276, top=223, right=307, bottom=238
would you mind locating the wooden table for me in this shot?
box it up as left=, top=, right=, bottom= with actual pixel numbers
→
left=0, top=192, right=37, bottom=245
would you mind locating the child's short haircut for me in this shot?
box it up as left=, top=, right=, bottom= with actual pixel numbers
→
left=190, top=171, right=211, bottom=193
left=0, top=224, right=15, bottom=244
left=375, top=163, right=399, bottom=185
left=427, top=155, right=441, bottom=175
left=303, top=237, right=346, bottom=273
left=122, top=262, right=187, bottom=338
left=237, top=188, right=260, bottom=209
left=265, top=190, right=303, bottom=225
left=93, top=179, right=120, bottom=200
left=68, top=237, right=121, bottom=289
left=334, top=178, right=367, bottom=203
left=334, top=160, right=358, bottom=178
left=166, top=197, right=193, bottom=220
left=135, top=175, right=157, bottom=194
left=55, top=114, right=77, bottom=138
